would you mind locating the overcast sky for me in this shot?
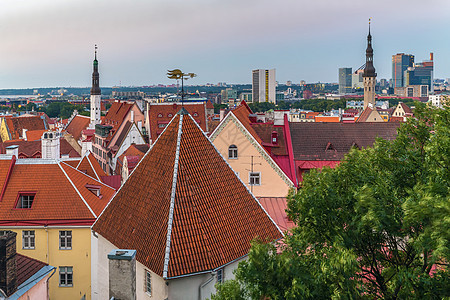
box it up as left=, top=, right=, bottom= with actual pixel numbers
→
left=1, top=0, right=449, bottom=88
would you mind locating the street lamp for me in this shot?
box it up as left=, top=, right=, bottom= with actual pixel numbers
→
left=167, top=69, right=197, bottom=103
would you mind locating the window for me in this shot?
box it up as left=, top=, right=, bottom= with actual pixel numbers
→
left=193, top=112, right=199, bottom=117
left=157, top=113, right=163, bottom=118
left=228, top=145, right=238, bottom=159
left=59, top=266, right=73, bottom=287
left=167, top=113, right=173, bottom=118
left=217, top=268, right=223, bottom=283
left=249, top=172, right=261, bottom=186
left=16, top=194, right=35, bottom=209
left=59, top=231, right=72, bottom=250
left=22, top=230, right=35, bottom=249
left=145, top=270, right=152, bottom=296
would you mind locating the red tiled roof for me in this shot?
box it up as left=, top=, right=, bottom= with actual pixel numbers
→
left=251, top=124, right=287, bottom=156
left=103, top=101, right=133, bottom=129
left=258, top=197, right=295, bottom=231
left=25, top=129, right=47, bottom=141
left=356, top=107, right=374, bottom=123
left=93, top=111, right=282, bottom=279
left=0, top=138, right=81, bottom=158
left=65, top=115, right=90, bottom=141
left=289, top=122, right=400, bottom=161
left=115, top=144, right=149, bottom=175
left=230, top=103, right=262, bottom=144
left=0, top=159, right=115, bottom=222
left=399, top=102, right=412, bottom=114
left=76, top=152, right=107, bottom=181
left=5, top=116, right=47, bottom=140
left=148, top=102, right=207, bottom=141
left=16, top=253, right=48, bottom=286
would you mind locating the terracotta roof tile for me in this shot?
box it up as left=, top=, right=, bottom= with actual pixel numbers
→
left=251, top=124, right=287, bottom=156
left=115, top=144, right=149, bottom=175
left=16, top=253, right=48, bottom=286
left=289, top=122, right=400, bottom=160
left=5, top=116, right=47, bottom=140
left=356, top=107, right=374, bottom=122
left=93, top=112, right=282, bottom=278
left=25, top=129, right=47, bottom=141
left=148, top=102, right=207, bottom=141
left=0, top=139, right=81, bottom=158
left=0, top=160, right=115, bottom=222
left=258, top=197, right=295, bottom=231
left=65, top=115, right=90, bottom=141
left=103, top=101, right=133, bottom=129
left=76, top=152, right=107, bottom=181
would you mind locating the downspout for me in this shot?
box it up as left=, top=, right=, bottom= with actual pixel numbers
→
left=46, top=267, right=56, bottom=300
left=198, top=272, right=215, bottom=300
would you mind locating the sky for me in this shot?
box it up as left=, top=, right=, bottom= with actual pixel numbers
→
left=1, top=0, right=450, bottom=89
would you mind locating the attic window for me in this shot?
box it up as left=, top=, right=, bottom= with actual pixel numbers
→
left=168, top=113, right=173, bottom=118
left=193, top=112, right=199, bottom=117
left=85, top=184, right=102, bottom=197
left=16, top=193, right=35, bottom=209
left=325, top=142, right=335, bottom=151
left=157, top=113, right=163, bottom=118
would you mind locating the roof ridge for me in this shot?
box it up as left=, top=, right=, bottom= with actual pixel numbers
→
left=163, top=114, right=183, bottom=279
left=75, top=153, right=87, bottom=169
left=187, top=113, right=284, bottom=237
left=57, top=162, right=97, bottom=218
left=85, top=154, right=101, bottom=181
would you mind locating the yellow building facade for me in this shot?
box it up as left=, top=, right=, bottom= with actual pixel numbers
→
left=2, top=226, right=92, bottom=299
left=0, top=117, right=10, bottom=141
left=210, top=112, right=294, bottom=198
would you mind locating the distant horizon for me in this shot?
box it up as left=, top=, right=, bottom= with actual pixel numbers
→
left=1, top=0, right=449, bottom=89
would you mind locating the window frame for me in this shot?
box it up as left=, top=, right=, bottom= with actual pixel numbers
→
left=249, top=172, right=261, bottom=186
left=145, top=269, right=152, bottom=296
left=59, top=230, right=72, bottom=250
left=217, top=268, right=224, bottom=283
left=22, top=230, right=35, bottom=250
left=228, top=145, right=238, bottom=159
left=15, top=192, right=36, bottom=209
left=59, top=266, right=73, bottom=287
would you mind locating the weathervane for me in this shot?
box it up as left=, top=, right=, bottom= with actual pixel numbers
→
left=167, top=69, right=197, bottom=105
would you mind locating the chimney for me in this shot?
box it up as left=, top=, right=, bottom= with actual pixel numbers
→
left=0, top=231, right=17, bottom=297
left=22, top=129, right=28, bottom=140
left=219, top=109, right=226, bottom=121
left=5, top=146, right=19, bottom=159
left=108, top=249, right=136, bottom=300
left=130, top=110, right=135, bottom=123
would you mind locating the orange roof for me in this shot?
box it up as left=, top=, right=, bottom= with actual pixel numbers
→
left=0, top=158, right=115, bottom=223
left=0, top=139, right=80, bottom=159
left=230, top=102, right=263, bottom=144
left=103, top=101, right=133, bottom=129
left=356, top=107, right=374, bottom=123
left=76, top=152, right=107, bottom=181
left=5, top=116, right=47, bottom=140
left=115, top=144, right=149, bottom=175
left=315, top=116, right=341, bottom=122
left=93, top=109, right=282, bottom=279
left=65, top=115, right=90, bottom=141
left=25, top=129, right=46, bottom=141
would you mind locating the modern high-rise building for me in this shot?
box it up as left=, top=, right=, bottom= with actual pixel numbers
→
left=252, top=69, right=276, bottom=103
left=404, top=53, right=434, bottom=92
left=339, top=68, right=353, bottom=94
left=392, top=53, right=414, bottom=88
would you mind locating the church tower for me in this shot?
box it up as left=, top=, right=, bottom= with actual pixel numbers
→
left=90, top=45, right=101, bottom=128
left=363, top=20, right=376, bottom=109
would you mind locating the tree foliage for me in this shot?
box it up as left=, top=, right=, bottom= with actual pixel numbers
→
left=211, top=104, right=449, bottom=299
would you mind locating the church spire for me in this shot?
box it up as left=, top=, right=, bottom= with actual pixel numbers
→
left=91, top=45, right=101, bottom=95
left=363, top=19, right=376, bottom=78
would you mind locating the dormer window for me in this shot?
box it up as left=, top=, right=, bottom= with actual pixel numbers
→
left=168, top=113, right=173, bottom=118
left=157, top=113, right=163, bottom=118
left=16, top=193, right=35, bottom=209
left=85, top=184, right=102, bottom=197
left=193, top=112, right=199, bottom=117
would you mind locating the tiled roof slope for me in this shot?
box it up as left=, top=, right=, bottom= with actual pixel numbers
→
left=115, top=144, right=149, bottom=175
left=65, top=115, right=90, bottom=141
left=251, top=124, right=287, bottom=156
left=258, top=197, right=295, bottom=231
left=25, top=129, right=47, bottom=141
left=76, top=152, right=107, bottom=181
left=289, top=122, right=400, bottom=160
left=0, top=159, right=115, bottom=223
left=93, top=112, right=282, bottom=279
left=103, top=102, right=133, bottom=128
left=16, top=253, right=48, bottom=286
left=0, top=139, right=81, bottom=158
left=356, top=107, right=374, bottom=122
left=5, top=116, right=47, bottom=140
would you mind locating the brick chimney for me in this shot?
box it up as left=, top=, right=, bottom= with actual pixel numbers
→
left=5, top=146, right=18, bottom=159
left=108, top=249, right=136, bottom=300
left=0, top=231, right=17, bottom=296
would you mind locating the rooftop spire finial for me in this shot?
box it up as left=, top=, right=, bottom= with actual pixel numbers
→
left=94, top=44, right=98, bottom=60
left=368, top=18, right=371, bottom=35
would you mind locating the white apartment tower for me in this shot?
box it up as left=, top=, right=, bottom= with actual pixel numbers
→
left=90, top=46, right=101, bottom=129
left=252, top=69, right=276, bottom=103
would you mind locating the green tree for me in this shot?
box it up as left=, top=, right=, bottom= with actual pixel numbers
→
left=211, top=103, right=449, bottom=299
